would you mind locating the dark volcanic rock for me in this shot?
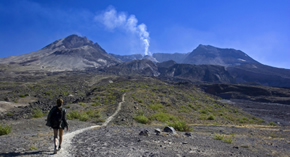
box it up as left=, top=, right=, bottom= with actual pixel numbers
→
left=183, top=44, right=259, bottom=66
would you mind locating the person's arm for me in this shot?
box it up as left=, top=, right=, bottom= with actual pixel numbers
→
left=63, top=109, right=69, bottom=131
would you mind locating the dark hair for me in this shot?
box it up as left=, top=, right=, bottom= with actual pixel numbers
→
left=57, top=99, right=63, bottom=107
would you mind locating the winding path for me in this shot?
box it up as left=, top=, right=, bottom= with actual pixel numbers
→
left=54, top=93, right=126, bottom=156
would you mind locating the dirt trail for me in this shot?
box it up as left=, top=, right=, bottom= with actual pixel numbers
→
left=54, top=93, right=126, bottom=156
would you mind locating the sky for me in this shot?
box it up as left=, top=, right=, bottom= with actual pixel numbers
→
left=0, top=0, right=289, bottom=69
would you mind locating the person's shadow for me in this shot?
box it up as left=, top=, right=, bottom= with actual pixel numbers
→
left=0, top=150, right=55, bottom=156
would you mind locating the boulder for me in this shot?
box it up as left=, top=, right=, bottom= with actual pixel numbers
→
left=185, top=132, right=192, bottom=137
left=163, top=126, right=176, bottom=134
left=155, top=128, right=161, bottom=135
left=139, top=130, right=149, bottom=136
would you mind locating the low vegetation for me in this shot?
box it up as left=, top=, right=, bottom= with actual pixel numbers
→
left=67, top=109, right=102, bottom=122
left=32, top=108, right=44, bottom=118
left=0, top=124, right=12, bottom=136
left=213, top=133, right=234, bottom=144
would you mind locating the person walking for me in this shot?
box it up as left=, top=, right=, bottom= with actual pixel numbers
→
left=46, top=98, right=69, bottom=154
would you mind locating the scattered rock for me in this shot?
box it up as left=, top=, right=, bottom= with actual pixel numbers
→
left=155, top=128, right=161, bottom=135
left=163, top=126, right=176, bottom=134
left=233, top=146, right=239, bottom=149
left=185, top=132, right=191, bottom=137
left=139, top=130, right=149, bottom=136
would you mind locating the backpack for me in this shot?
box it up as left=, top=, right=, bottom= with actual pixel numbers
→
left=51, top=107, right=63, bottom=128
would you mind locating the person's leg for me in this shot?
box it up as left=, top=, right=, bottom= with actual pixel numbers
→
left=58, top=129, right=64, bottom=149
left=53, top=129, right=58, bottom=153
left=53, top=129, right=58, bottom=147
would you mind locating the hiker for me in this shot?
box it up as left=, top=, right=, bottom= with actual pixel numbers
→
left=46, top=98, right=69, bottom=154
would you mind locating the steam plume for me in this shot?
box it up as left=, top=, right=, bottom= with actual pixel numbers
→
left=95, top=6, right=151, bottom=55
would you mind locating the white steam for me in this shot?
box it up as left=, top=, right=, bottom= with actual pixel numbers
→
left=95, top=6, right=151, bottom=56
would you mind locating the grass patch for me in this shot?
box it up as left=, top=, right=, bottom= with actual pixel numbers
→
left=6, top=112, right=13, bottom=116
left=222, top=137, right=233, bottom=143
left=269, top=121, right=277, bottom=126
left=178, top=105, right=190, bottom=113
left=32, top=108, right=44, bottom=118
left=79, top=102, right=86, bottom=107
left=214, top=133, right=224, bottom=140
left=134, top=115, right=149, bottom=124
left=149, top=104, right=163, bottom=111
left=167, top=120, right=192, bottom=132
left=213, top=133, right=233, bottom=143
left=0, top=124, right=12, bottom=136
left=199, top=110, right=207, bottom=114
left=29, top=146, right=37, bottom=151
left=150, top=112, right=177, bottom=122
left=67, top=110, right=81, bottom=120
left=207, top=115, right=215, bottom=120
left=67, top=109, right=100, bottom=121
left=79, top=114, right=90, bottom=121
left=91, top=101, right=101, bottom=106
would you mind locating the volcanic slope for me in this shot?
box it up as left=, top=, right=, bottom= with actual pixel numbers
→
left=0, top=35, right=120, bottom=71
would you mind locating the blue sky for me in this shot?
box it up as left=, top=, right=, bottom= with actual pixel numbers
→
left=0, top=0, right=289, bottom=69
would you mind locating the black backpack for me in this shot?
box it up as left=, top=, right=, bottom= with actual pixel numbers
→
left=51, top=107, right=63, bottom=128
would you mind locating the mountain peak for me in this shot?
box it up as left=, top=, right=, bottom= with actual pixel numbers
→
left=43, top=34, right=94, bottom=50
left=183, top=44, right=259, bottom=66
left=61, top=34, right=94, bottom=49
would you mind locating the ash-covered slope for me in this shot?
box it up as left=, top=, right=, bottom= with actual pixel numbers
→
left=100, top=59, right=159, bottom=77
left=157, top=61, right=234, bottom=83
left=0, top=35, right=121, bottom=71
left=153, top=52, right=189, bottom=63
left=183, top=44, right=260, bottom=66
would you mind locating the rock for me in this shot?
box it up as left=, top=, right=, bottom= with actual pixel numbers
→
left=139, top=130, right=149, bottom=136
left=182, top=142, right=188, bottom=144
left=233, top=146, right=239, bottom=149
left=185, top=132, right=191, bottom=137
left=155, top=128, right=161, bottom=135
left=163, top=126, right=176, bottom=134
left=134, top=106, right=138, bottom=110
left=121, top=118, right=125, bottom=121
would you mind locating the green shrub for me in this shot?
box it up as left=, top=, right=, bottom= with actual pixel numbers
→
left=188, top=104, right=197, bottom=110
left=168, top=120, right=192, bottom=132
left=67, top=110, right=80, bottom=120
left=199, top=110, right=207, bottom=114
left=222, top=137, right=233, bottom=143
left=79, top=102, right=86, bottom=107
left=214, top=133, right=223, bottom=140
left=269, top=121, right=277, bottom=126
left=91, top=101, right=101, bottom=106
left=32, top=108, right=44, bottom=118
left=213, top=133, right=233, bottom=143
left=79, top=114, right=90, bottom=121
left=198, top=115, right=207, bottom=120
left=6, top=112, right=13, bottom=116
left=29, top=146, right=37, bottom=150
left=86, top=109, right=100, bottom=118
left=149, top=104, right=163, bottom=111
left=0, top=124, right=12, bottom=136
left=150, top=112, right=177, bottom=122
left=134, top=115, right=149, bottom=124
left=207, top=115, right=215, bottom=120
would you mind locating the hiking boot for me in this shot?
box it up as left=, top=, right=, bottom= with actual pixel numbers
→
left=54, top=146, right=57, bottom=154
